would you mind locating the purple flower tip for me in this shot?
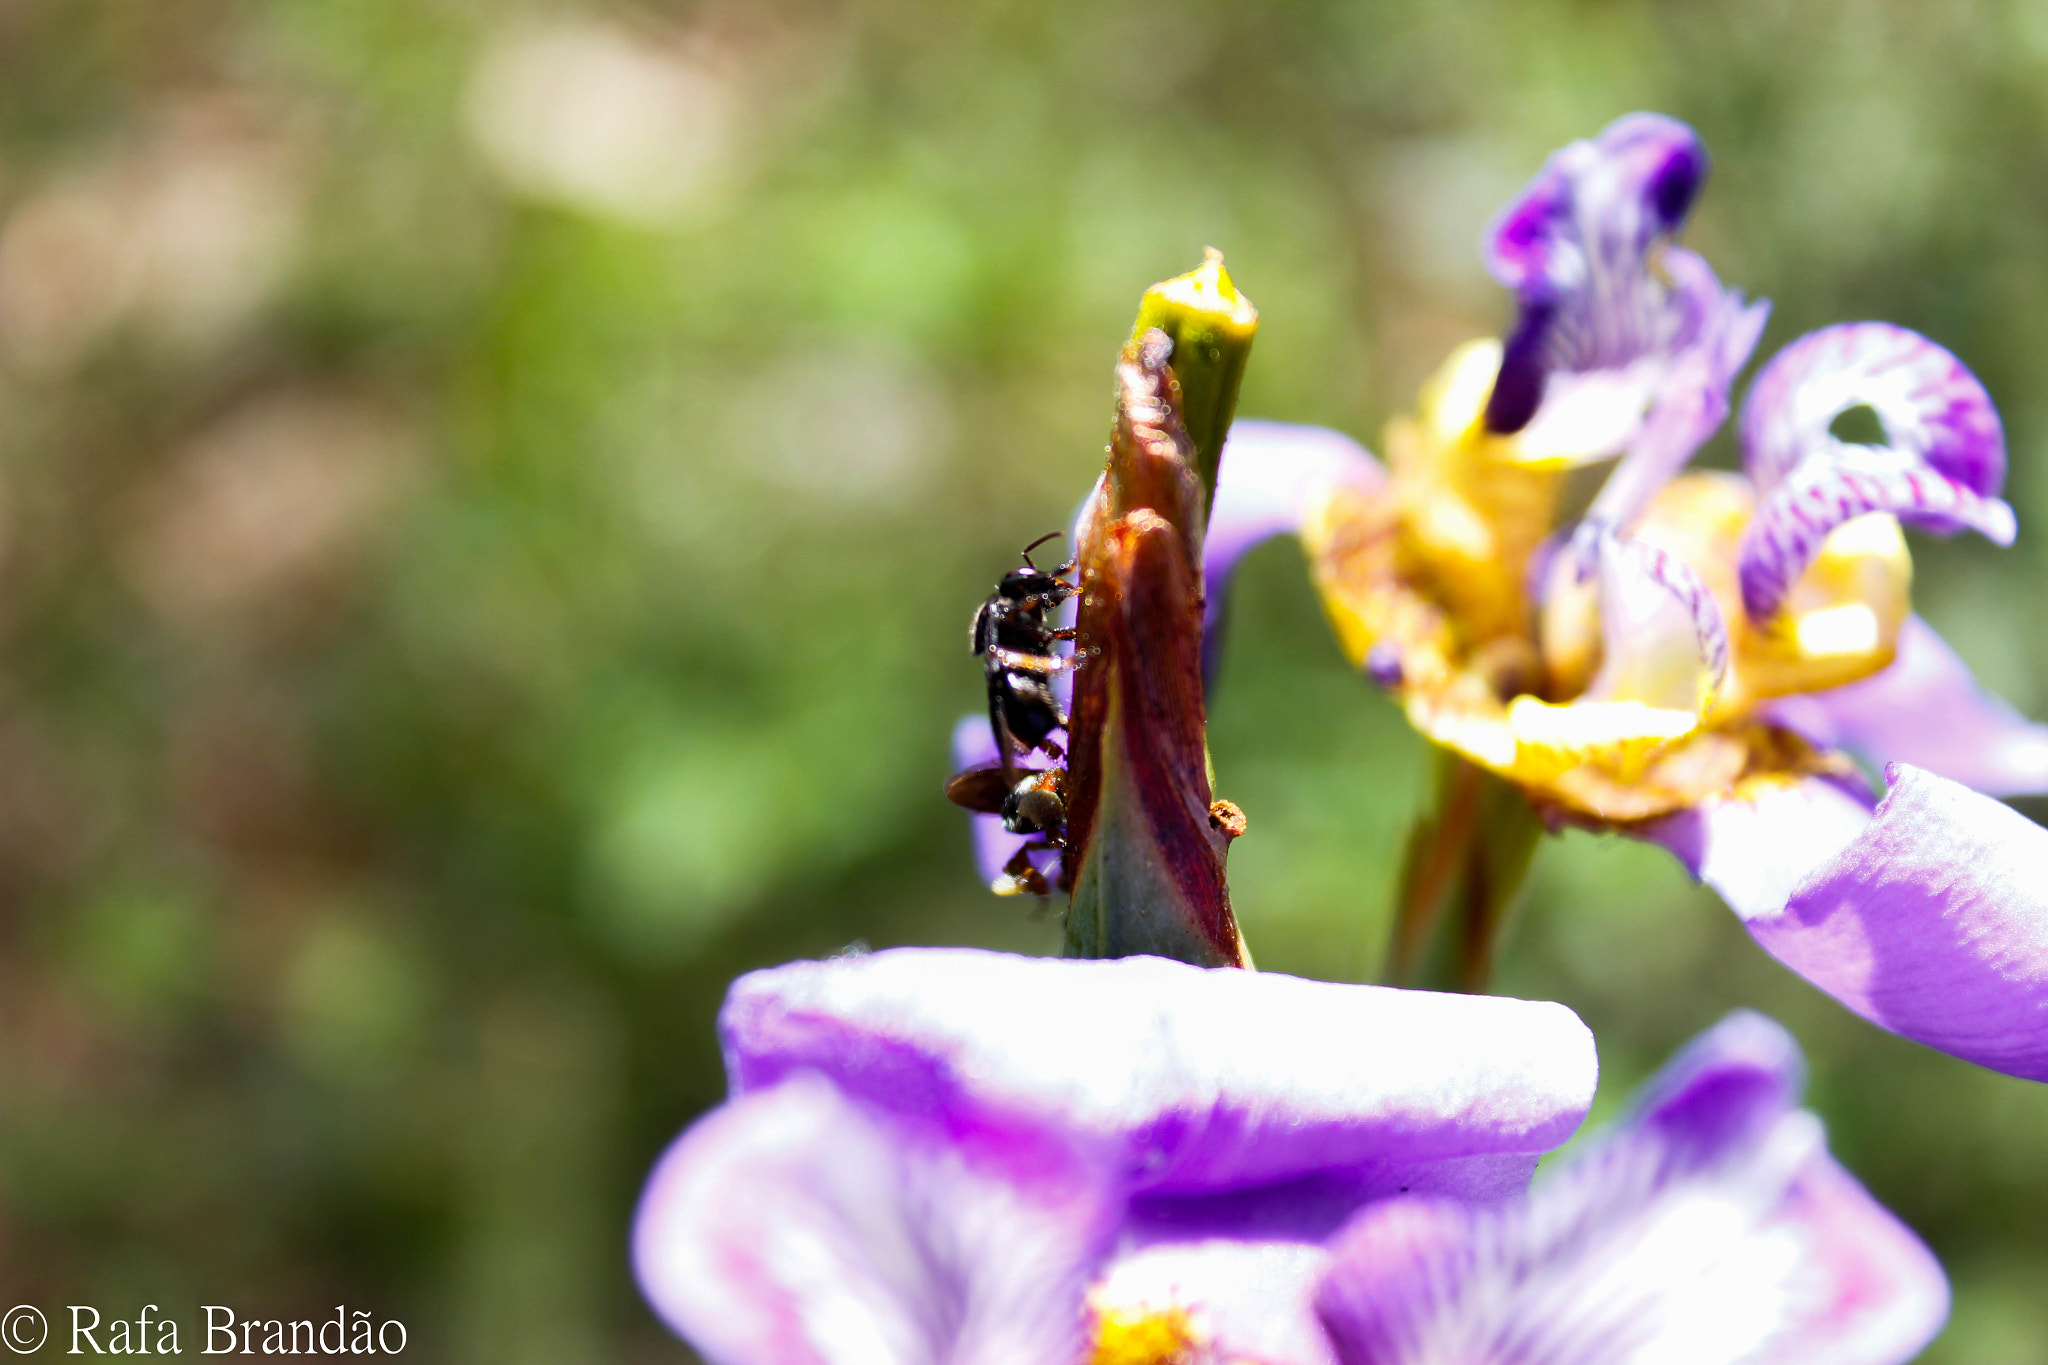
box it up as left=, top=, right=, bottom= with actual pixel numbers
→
left=1483, top=113, right=1715, bottom=435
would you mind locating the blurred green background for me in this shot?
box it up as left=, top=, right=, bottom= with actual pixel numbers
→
left=1, top=0, right=2046, bottom=1359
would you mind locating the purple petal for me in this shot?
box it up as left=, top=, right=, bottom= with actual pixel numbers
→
left=1205, top=420, right=1386, bottom=682
left=1578, top=285, right=1771, bottom=533
left=1483, top=114, right=1718, bottom=435
left=1745, top=764, right=2048, bottom=1082
left=1316, top=1012, right=1948, bottom=1365
left=1737, top=323, right=2014, bottom=621
left=949, top=714, right=1061, bottom=894
left=1741, top=322, right=2006, bottom=498
left=720, top=948, right=1598, bottom=1197
left=633, top=1074, right=1116, bottom=1365
left=1642, top=772, right=1877, bottom=923
left=1768, top=615, right=2048, bottom=798
left=1737, top=444, right=2017, bottom=622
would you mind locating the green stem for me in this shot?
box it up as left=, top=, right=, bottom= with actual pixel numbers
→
left=1387, top=751, right=1545, bottom=993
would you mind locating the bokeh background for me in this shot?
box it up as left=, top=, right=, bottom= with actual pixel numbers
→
left=1, top=0, right=2046, bottom=1359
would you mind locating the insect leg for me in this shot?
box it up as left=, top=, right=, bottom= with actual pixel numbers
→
left=989, top=647, right=1072, bottom=675
left=996, top=844, right=1052, bottom=898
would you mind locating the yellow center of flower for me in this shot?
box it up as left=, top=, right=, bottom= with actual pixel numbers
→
left=1306, top=338, right=1902, bottom=821
left=1088, top=1304, right=1203, bottom=1365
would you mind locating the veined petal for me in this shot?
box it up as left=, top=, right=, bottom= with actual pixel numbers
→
left=633, top=1073, right=1115, bottom=1365
left=1742, top=764, right=2048, bottom=1082
left=1585, top=533, right=1729, bottom=712
left=1737, top=323, right=2014, bottom=621
left=1740, top=322, right=2005, bottom=499
left=1578, top=284, right=1771, bottom=530
left=1769, top=614, right=2048, bottom=798
left=1483, top=114, right=1716, bottom=436
left=1315, top=1012, right=1947, bottom=1365
left=1738, top=444, right=2015, bottom=623
left=1206, top=420, right=1386, bottom=681
left=720, top=948, right=1598, bottom=1196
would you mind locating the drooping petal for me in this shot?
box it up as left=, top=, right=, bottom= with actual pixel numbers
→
left=720, top=948, right=1598, bottom=1197
left=1316, top=1012, right=1947, bottom=1365
left=1767, top=614, right=2048, bottom=798
left=1205, top=419, right=1386, bottom=682
left=633, top=1073, right=1116, bottom=1365
left=1737, top=323, right=2014, bottom=621
left=1483, top=113, right=1718, bottom=436
left=1739, top=764, right=2048, bottom=1082
left=1641, top=770, right=1876, bottom=923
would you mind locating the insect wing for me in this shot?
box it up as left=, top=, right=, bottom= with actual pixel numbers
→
left=943, top=763, right=1013, bottom=814
left=970, top=597, right=993, bottom=656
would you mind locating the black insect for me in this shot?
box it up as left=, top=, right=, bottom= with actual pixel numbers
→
left=971, top=532, right=1079, bottom=781
left=944, top=763, right=1066, bottom=897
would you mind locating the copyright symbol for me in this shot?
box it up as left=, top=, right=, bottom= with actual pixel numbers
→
left=2, top=1306, right=44, bottom=1353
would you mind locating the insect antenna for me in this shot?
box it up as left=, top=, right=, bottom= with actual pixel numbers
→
left=1019, top=530, right=1063, bottom=567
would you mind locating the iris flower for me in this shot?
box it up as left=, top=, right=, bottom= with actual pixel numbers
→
left=1209, top=113, right=2048, bottom=1080
left=632, top=948, right=1943, bottom=1364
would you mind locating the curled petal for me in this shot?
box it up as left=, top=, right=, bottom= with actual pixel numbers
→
left=1205, top=420, right=1386, bottom=681
left=720, top=948, right=1598, bottom=1197
left=1737, top=324, right=2014, bottom=621
left=1740, top=322, right=2005, bottom=499
left=1316, top=1012, right=1947, bottom=1365
left=632, top=1074, right=1115, bottom=1365
left=1483, top=113, right=1716, bottom=434
left=1768, top=615, right=2048, bottom=798
left=1738, top=444, right=2016, bottom=622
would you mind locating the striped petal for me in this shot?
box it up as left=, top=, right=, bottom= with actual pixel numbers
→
left=1738, top=445, right=2015, bottom=623
left=1737, top=324, right=2014, bottom=621
left=1315, top=1013, right=1947, bottom=1365
left=1741, top=322, right=2005, bottom=497
left=1484, top=114, right=1723, bottom=436
left=633, top=1074, right=1114, bottom=1365
left=1584, top=533, right=1729, bottom=712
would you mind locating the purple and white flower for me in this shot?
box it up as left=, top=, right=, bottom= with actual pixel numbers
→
left=1199, top=111, right=2048, bottom=1081
left=632, top=950, right=1943, bottom=1364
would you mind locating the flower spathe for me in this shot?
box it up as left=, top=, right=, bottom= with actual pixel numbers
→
left=1205, top=111, right=2048, bottom=1078
left=631, top=953, right=1945, bottom=1364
